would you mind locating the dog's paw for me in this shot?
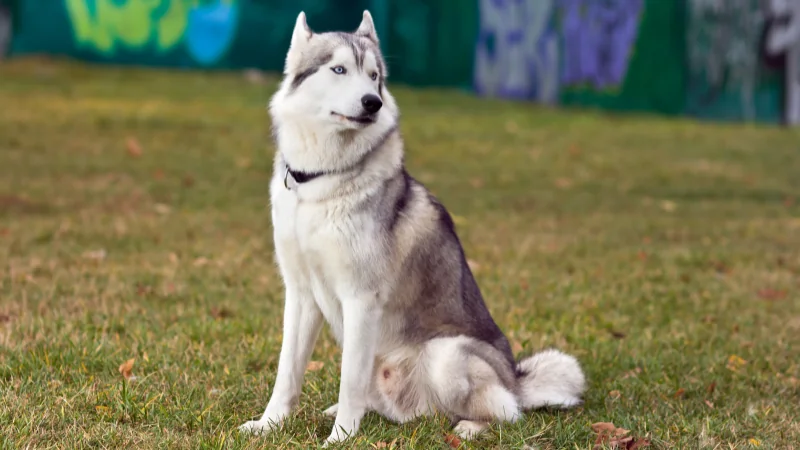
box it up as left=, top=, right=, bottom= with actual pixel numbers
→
left=238, top=419, right=279, bottom=435
left=322, top=425, right=353, bottom=446
left=322, top=403, right=339, bottom=417
left=453, top=420, right=489, bottom=440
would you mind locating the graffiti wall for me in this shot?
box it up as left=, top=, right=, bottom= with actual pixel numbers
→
left=474, top=0, right=687, bottom=115
left=7, top=0, right=477, bottom=88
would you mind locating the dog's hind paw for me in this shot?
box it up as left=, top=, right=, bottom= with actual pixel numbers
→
left=322, top=403, right=339, bottom=417
left=453, top=420, right=489, bottom=440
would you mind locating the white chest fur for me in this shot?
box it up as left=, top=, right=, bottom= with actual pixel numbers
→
left=269, top=173, right=390, bottom=346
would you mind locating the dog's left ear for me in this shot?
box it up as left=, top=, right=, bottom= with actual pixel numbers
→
left=355, top=10, right=379, bottom=43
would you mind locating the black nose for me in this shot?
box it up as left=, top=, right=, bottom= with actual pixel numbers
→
left=361, top=94, right=383, bottom=114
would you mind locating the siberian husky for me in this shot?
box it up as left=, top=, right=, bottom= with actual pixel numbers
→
left=239, top=10, right=587, bottom=445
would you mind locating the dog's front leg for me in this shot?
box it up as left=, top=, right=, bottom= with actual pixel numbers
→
left=324, top=297, right=382, bottom=445
left=240, top=284, right=323, bottom=434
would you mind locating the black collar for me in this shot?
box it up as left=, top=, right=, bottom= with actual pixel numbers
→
left=283, top=164, right=325, bottom=189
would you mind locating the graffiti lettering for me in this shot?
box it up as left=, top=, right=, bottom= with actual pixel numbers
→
left=474, top=0, right=560, bottom=103
left=474, top=0, right=642, bottom=102
left=560, top=0, right=642, bottom=89
left=65, top=0, right=239, bottom=65
left=764, top=0, right=800, bottom=125
left=687, top=0, right=766, bottom=121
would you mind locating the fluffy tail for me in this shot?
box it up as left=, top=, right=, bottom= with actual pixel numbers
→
left=516, top=349, right=587, bottom=410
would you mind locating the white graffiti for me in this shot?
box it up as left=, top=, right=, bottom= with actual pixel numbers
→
left=764, top=0, right=800, bottom=125
left=474, top=0, right=560, bottom=104
left=688, top=0, right=766, bottom=121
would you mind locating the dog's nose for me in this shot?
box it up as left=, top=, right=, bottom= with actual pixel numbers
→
left=361, top=94, right=383, bottom=114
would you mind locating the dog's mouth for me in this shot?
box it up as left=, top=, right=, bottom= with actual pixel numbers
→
left=331, top=112, right=377, bottom=125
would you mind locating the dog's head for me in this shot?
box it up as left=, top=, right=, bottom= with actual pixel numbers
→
left=270, top=11, right=398, bottom=137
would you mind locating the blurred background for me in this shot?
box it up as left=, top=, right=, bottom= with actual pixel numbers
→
left=1, top=0, right=798, bottom=125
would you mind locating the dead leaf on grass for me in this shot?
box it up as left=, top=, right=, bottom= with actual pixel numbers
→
left=621, top=367, right=642, bottom=379
left=306, top=361, right=324, bottom=372
left=118, top=358, right=136, bottom=381
left=126, top=137, right=142, bottom=157
left=757, top=288, right=787, bottom=301
left=748, top=438, right=761, bottom=447
left=373, top=438, right=398, bottom=449
left=707, top=381, right=716, bottom=395
left=154, top=203, right=172, bottom=215
left=704, top=400, right=715, bottom=409
left=674, top=388, right=686, bottom=398
left=444, top=433, right=462, bottom=448
left=609, top=390, right=621, bottom=399
left=609, top=329, right=626, bottom=339
left=0, top=313, right=11, bottom=323
left=210, top=306, right=233, bottom=320
left=726, top=355, right=747, bottom=372
left=591, top=422, right=649, bottom=449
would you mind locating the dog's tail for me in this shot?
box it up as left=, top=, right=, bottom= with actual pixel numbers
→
left=515, top=349, right=587, bottom=410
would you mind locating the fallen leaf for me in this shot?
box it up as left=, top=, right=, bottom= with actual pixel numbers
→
left=118, top=358, right=136, bottom=381
left=707, top=381, right=716, bottom=395
left=0, top=313, right=11, bottom=323
left=609, top=390, right=621, bottom=399
left=210, top=306, right=233, bottom=320
left=711, top=261, right=731, bottom=274
left=629, top=438, right=651, bottom=449
left=637, top=251, right=648, bottom=262
left=726, top=354, right=747, bottom=372
left=674, top=388, right=686, bottom=398
left=555, top=178, right=573, bottom=189
left=154, top=203, right=171, bottom=215
left=748, top=438, right=761, bottom=447
left=609, top=329, right=626, bottom=339
left=193, top=257, right=209, bottom=267
left=82, top=249, right=107, bottom=261
left=95, top=405, right=109, bottom=414
left=621, top=367, right=642, bottom=379
left=591, top=422, right=634, bottom=449
left=126, top=137, right=142, bottom=157
left=373, top=439, right=398, bottom=449
left=306, top=361, right=324, bottom=372
left=757, top=288, right=787, bottom=301
left=704, top=400, right=715, bottom=409
left=444, top=433, right=462, bottom=448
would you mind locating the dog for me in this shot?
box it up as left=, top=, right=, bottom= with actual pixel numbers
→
left=238, top=10, right=587, bottom=445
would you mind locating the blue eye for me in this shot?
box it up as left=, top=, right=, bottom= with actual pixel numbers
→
left=331, top=66, right=346, bottom=75
left=370, top=72, right=378, bottom=81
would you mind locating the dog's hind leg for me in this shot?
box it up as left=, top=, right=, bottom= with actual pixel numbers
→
left=421, top=337, right=522, bottom=440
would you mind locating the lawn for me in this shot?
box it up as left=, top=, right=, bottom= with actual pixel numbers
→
left=0, top=57, right=798, bottom=449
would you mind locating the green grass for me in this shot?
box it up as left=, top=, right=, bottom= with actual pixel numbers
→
left=0, top=56, right=798, bottom=449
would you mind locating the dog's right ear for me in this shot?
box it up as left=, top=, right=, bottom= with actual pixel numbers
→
left=290, top=11, right=313, bottom=51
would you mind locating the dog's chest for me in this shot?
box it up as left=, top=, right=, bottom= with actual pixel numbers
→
left=272, top=187, right=373, bottom=340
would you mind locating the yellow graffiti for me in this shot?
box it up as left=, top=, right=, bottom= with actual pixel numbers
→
left=64, top=0, right=203, bottom=54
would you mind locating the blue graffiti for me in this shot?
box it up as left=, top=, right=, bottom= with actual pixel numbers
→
left=186, top=1, right=239, bottom=65
left=560, top=0, right=642, bottom=89
left=474, top=0, right=642, bottom=101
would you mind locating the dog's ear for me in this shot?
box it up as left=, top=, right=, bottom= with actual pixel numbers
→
left=290, top=11, right=313, bottom=50
left=355, top=10, right=379, bottom=43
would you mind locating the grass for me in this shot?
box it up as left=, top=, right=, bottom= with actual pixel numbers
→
left=0, top=56, right=798, bottom=450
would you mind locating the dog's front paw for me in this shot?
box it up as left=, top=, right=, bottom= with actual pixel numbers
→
left=238, top=418, right=280, bottom=435
left=322, top=403, right=339, bottom=417
left=322, top=425, right=353, bottom=447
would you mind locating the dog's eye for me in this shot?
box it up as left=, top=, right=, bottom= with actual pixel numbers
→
left=331, top=66, right=347, bottom=75
left=370, top=72, right=379, bottom=81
